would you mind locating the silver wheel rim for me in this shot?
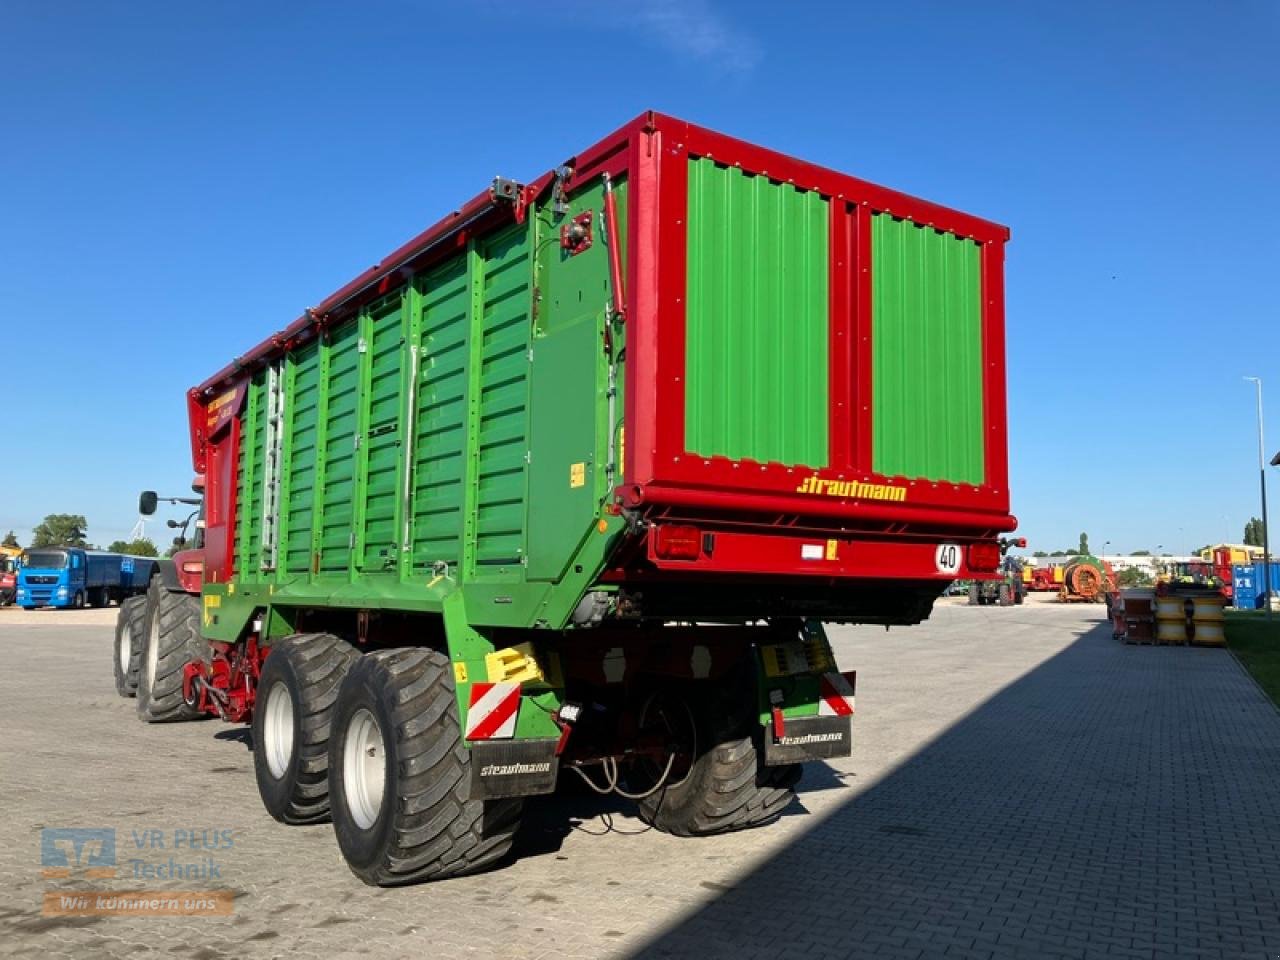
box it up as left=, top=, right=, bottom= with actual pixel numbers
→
left=144, top=612, right=160, bottom=691
left=118, top=622, right=131, bottom=674
left=263, top=682, right=295, bottom=779
left=343, top=708, right=386, bottom=830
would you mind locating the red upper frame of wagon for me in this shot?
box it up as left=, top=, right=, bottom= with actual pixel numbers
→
left=190, top=111, right=1014, bottom=538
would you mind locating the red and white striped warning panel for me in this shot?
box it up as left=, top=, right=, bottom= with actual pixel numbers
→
left=465, top=682, right=521, bottom=740
left=819, top=672, right=856, bottom=717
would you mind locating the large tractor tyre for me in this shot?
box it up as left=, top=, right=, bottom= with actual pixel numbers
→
left=328, top=648, right=523, bottom=886
left=112, top=596, right=147, bottom=698
left=253, top=633, right=360, bottom=825
left=136, top=581, right=206, bottom=723
left=633, top=693, right=801, bottom=837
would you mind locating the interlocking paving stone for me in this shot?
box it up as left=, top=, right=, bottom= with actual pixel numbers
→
left=1, top=601, right=1277, bottom=959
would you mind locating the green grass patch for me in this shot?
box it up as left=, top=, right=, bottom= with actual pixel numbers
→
left=1225, top=610, right=1280, bottom=707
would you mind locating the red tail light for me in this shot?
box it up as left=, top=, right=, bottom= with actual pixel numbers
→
left=966, top=542, right=1000, bottom=572
left=654, top=525, right=702, bottom=560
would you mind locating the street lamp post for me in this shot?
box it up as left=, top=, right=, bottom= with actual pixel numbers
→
left=1244, top=377, right=1272, bottom=620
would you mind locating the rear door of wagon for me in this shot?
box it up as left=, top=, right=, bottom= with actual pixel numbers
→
left=625, top=117, right=1010, bottom=530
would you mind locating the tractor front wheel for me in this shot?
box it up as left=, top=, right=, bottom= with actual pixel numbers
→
left=112, top=595, right=147, bottom=697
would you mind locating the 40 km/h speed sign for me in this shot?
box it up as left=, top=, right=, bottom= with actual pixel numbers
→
left=935, top=543, right=962, bottom=575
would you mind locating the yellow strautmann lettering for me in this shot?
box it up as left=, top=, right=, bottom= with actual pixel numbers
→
left=795, top=476, right=908, bottom=502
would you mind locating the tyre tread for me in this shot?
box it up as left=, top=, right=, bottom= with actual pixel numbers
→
left=255, top=633, right=360, bottom=824
left=332, top=648, right=522, bottom=885
left=136, top=583, right=206, bottom=723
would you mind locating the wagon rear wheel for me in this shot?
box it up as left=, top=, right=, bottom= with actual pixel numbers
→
left=631, top=686, right=799, bottom=836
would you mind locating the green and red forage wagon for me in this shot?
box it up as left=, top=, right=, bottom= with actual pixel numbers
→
left=117, top=112, right=1016, bottom=884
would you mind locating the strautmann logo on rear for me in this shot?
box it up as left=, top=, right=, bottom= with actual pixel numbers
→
left=795, top=476, right=907, bottom=502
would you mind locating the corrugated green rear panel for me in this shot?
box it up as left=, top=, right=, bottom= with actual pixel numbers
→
left=871, top=214, right=984, bottom=485
left=684, top=157, right=829, bottom=467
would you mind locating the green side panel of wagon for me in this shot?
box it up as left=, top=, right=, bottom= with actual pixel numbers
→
left=282, top=341, right=320, bottom=576
left=411, top=255, right=472, bottom=575
left=467, top=222, right=534, bottom=578
left=871, top=214, right=984, bottom=485
left=233, top=369, right=266, bottom=581
left=222, top=186, right=627, bottom=637
left=684, top=156, right=830, bottom=467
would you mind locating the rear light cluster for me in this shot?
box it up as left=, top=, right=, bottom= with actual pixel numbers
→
left=181, top=560, right=204, bottom=576
left=966, top=542, right=1001, bottom=572
left=653, top=525, right=703, bottom=561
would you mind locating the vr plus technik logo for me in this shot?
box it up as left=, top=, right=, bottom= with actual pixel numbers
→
left=39, top=826, right=237, bottom=918
left=41, top=828, right=117, bottom=879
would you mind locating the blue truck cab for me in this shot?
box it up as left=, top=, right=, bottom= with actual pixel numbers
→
left=16, top=548, right=157, bottom=609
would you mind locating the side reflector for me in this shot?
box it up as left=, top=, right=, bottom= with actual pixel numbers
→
left=966, top=542, right=1000, bottom=572
left=654, top=525, right=702, bottom=561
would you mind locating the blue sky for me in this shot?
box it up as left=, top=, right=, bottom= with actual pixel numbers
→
left=1, top=1, right=1276, bottom=555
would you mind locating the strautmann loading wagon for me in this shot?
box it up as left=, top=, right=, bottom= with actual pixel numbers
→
left=126, top=112, right=1015, bottom=884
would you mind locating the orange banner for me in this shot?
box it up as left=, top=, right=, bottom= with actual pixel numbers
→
left=42, top=890, right=234, bottom=916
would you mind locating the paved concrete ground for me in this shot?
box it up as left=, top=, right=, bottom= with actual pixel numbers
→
left=1, top=601, right=1278, bottom=959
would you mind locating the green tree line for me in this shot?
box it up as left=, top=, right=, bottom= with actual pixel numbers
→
left=20, top=514, right=158, bottom=556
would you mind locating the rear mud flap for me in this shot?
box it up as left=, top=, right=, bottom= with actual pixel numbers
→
left=763, top=715, right=852, bottom=766
left=469, top=739, right=560, bottom=800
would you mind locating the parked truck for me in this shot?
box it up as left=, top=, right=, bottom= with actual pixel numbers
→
left=114, top=112, right=1015, bottom=885
left=18, top=548, right=157, bottom=609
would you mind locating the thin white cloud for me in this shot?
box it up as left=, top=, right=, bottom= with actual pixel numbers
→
left=634, top=0, right=763, bottom=74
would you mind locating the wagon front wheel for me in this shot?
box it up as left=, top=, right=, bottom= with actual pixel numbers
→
left=328, top=648, right=523, bottom=886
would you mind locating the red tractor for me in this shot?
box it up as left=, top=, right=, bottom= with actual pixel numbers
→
left=112, top=485, right=208, bottom=718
